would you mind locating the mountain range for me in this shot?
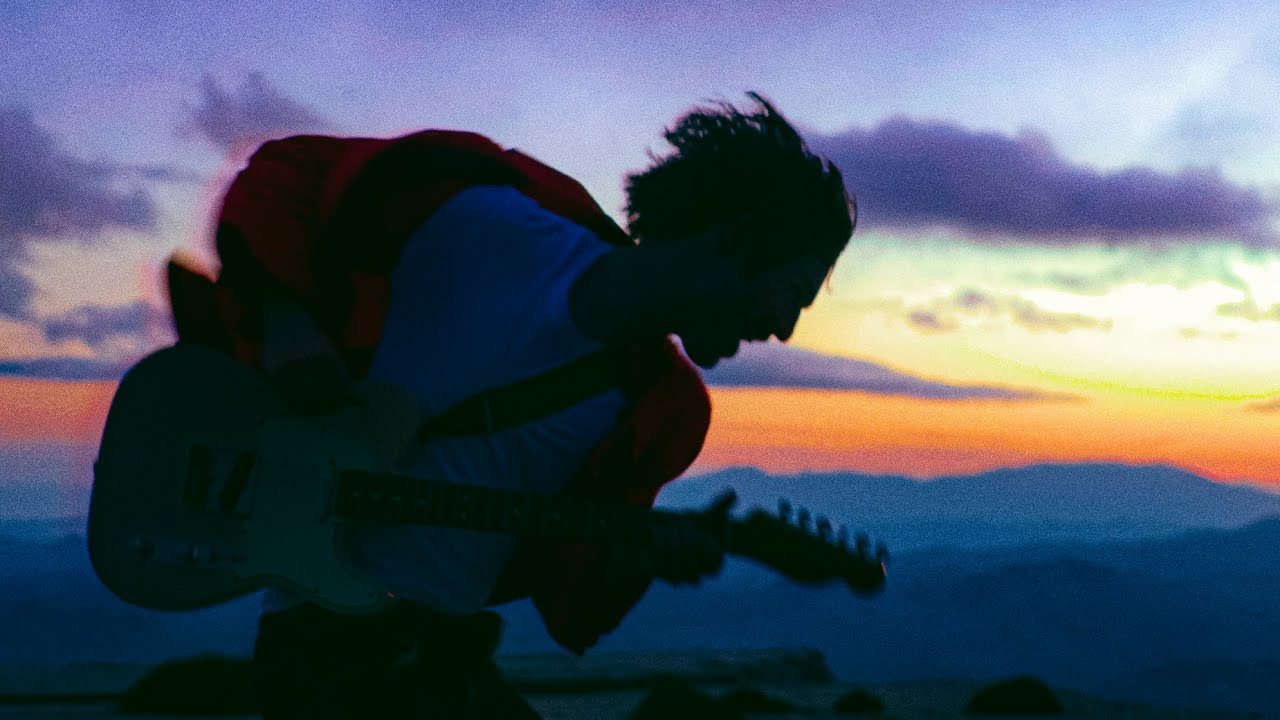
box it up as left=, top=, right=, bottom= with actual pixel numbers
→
left=3, top=462, right=1279, bottom=714
left=655, top=463, right=1280, bottom=552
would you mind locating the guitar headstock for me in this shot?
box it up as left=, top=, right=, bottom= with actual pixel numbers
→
left=730, top=499, right=887, bottom=595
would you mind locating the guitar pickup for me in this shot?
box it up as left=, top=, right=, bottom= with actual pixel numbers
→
left=183, top=444, right=257, bottom=516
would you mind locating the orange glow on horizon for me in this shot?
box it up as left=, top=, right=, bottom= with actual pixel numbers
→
left=0, top=378, right=115, bottom=445
left=1, top=379, right=1276, bottom=493
left=693, top=387, right=1280, bottom=489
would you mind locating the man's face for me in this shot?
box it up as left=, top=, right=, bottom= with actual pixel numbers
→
left=681, top=251, right=832, bottom=369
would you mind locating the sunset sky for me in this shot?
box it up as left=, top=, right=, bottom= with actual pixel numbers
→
left=3, top=0, right=1280, bottom=521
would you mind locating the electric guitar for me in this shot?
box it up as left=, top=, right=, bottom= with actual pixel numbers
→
left=88, top=343, right=887, bottom=615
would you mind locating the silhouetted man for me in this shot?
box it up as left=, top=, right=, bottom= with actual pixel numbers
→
left=167, top=92, right=856, bottom=718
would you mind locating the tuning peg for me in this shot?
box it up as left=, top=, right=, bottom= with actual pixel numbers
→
left=796, top=507, right=811, bottom=530
left=856, top=533, right=870, bottom=555
left=875, top=541, right=890, bottom=563
left=777, top=499, right=791, bottom=520
left=815, top=516, right=832, bottom=540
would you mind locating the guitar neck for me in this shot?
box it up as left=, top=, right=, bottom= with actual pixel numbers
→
left=335, top=469, right=692, bottom=547
left=333, top=470, right=885, bottom=593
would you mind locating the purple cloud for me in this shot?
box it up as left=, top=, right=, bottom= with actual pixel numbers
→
left=907, top=309, right=957, bottom=333
left=701, top=342, right=1077, bottom=402
left=0, top=106, right=160, bottom=317
left=39, top=300, right=170, bottom=349
left=809, top=117, right=1275, bottom=244
left=1006, top=297, right=1107, bottom=333
left=182, top=72, right=334, bottom=158
left=2, top=300, right=172, bottom=380
left=0, top=356, right=130, bottom=381
left=904, top=289, right=1109, bottom=335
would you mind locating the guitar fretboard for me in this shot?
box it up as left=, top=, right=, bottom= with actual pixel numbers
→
left=335, top=469, right=667, bottom=545
left=333, top=469, right=886, bottom=592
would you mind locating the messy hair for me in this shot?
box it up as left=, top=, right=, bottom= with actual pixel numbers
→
left=625, top=92, right=856, bottom=273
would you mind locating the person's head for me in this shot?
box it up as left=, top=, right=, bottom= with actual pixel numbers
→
left=625, top=91, right=855, bottom=272
left=624, top=92, right=856, bottom=366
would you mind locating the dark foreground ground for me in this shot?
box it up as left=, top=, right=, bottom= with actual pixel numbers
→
left=0, top=649, right=1265, bottom=720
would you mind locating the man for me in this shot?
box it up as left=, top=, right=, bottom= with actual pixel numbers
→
left=168, top=92, right=857, bottom=718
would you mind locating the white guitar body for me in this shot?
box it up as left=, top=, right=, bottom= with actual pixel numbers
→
left=89, top=344, right=418, bottom=614
left=240, top=416, right=391, bottom=613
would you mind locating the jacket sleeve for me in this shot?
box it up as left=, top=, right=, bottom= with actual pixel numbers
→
left=520, top=343, right=711, bottom=654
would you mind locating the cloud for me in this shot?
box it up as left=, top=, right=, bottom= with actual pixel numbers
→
left=809, top=117, right=1275, bottom=244
left=1006, top=297, right=1107, bottom=333
left=1, top=106, right=161, bottom=317
left=1245, top=396, right=1280, bottom=413
left=701, top=342, right=1076, bottom=402
left=0, top=356, right=130, bottom=381
left=39, top=300, right=170, bottom=349
left=1218, top=301, right=1280, bottom=322
left=0, top=301, right=173, bottom=381
left=907, top=309, right=958, bottom=333
left=905, top=289, right=1110, bottom=334
left=1168, top=104, right=1274, bottom=165
left=182, top=72, right=334, bottom=158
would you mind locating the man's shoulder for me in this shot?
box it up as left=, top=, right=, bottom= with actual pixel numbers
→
left=441, top=184, right=541, bottom=219
left=428, top=185, right=599, bottom=246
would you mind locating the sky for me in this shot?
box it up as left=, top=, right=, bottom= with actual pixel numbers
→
left=3, top=0, right=1280, bottom=520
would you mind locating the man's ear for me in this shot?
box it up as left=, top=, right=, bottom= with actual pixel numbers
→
left=711, top=214, right=755, bottom=267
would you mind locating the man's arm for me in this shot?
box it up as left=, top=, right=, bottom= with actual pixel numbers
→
left=260, top=294, right=351, bottom=414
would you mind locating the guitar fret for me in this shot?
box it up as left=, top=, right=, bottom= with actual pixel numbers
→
left=509, top=491, right=529, bottom=532
left=431, top=481, right=446, bottom=526
left=458, top=486, right=474, bottom=529
left=385, top=475, right=399, bottom=524
left=488, top=487, right=506, bottom=531
left=394, top=474, right=410, bottom=524
left=567, top=497, right=587, bottom=541
left=411, top=481, right=428, bottom=525
left=417, top=478, right=436, bottom=524
left=336, top=472, right=723, bottom=572
left=475, top=485, right=497, bottom=533
left=442, top=479, right=458, bottom=525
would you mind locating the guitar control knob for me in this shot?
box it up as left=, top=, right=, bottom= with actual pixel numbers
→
left=128, top=537, right=155, bottom=559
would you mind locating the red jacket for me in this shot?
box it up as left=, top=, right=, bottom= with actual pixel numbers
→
left=167, top=130, right=711, bottom=653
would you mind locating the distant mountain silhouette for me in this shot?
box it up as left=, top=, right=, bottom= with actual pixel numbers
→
left=657, top=463, right=1280, bottom=551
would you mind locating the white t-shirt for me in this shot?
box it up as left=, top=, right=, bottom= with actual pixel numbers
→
left=263, top=185, right=630, bottom=614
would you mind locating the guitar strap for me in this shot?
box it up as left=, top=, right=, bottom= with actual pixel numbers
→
left=417, top=346, right=654, bottom=439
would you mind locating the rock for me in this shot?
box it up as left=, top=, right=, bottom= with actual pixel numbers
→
left=832, top=688, right=884, bottom=715
left=116, top=653, right=256, bottom=715
left=966, top=676, right=1063, bottom=715
left=628, top=676, right=744, bottom=720
left=720, top=686, right=810, bottom=714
